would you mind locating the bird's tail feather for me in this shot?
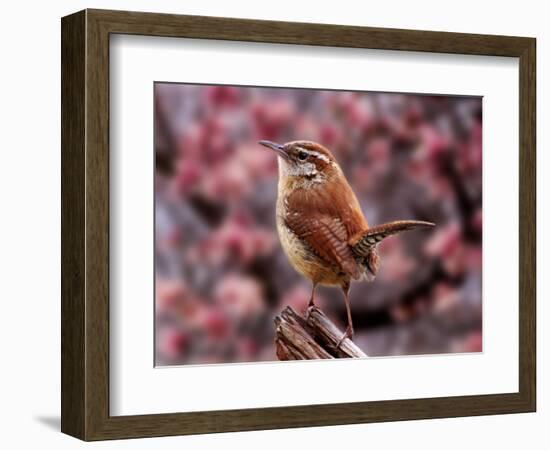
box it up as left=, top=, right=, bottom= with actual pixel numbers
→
left=351, top=220, right=435, bottom=258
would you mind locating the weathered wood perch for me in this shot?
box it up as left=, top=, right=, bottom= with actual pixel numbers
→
left=274, top=306, right=367, bottom=360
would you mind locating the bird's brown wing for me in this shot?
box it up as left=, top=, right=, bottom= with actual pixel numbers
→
left=284, top=212, right=361, bottom=280
left=283, top=182, right=367, bottom=280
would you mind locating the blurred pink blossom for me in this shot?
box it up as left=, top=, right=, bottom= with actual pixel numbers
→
left=189, top=214, right=276, bottom=266
left=455, top=331, right=482, bottom=353
left=426, top=222, right=468, bottom=276
left=157, top=328, right=191, bottom=362
left=199, top=308, right=231, bottom=341
left=377, top=239, right=415, bottom=282
left=204, top=85, right=240, bottom=108
left=214, top=274, right=265, bottom=319
left=252, top=99, right=294, bottom=140
left=432, top=282, right=460, bottom=313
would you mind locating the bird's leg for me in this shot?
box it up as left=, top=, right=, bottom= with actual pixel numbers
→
left=305, top=282, right=317, bottom=321
left=337, top=282, right=353, bottom=348
left=308, top=282, right=317, bottom=308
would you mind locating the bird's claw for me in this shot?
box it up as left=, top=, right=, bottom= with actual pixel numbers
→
left=305, top=304, right=315, bottom=322
left=336, top=326, right=354, bottom=349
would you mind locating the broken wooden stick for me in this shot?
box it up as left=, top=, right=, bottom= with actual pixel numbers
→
left=274, top=306, right=367, bottom=360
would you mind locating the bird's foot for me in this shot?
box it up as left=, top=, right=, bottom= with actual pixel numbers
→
left=336, top=326, right=354, bottom=349
left=305, top=303, right=316, bottom=322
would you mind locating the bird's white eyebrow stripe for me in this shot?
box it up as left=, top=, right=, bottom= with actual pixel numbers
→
left=297, top=147, right=330, bottom=163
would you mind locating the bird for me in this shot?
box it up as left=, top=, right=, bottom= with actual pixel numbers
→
left=259, top=139, right=434, bottom=346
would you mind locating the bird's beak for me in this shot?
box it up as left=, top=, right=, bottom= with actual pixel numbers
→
left=258, top=140, right=289, bottom=160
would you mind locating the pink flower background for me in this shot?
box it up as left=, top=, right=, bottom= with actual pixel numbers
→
left=154, top=83, right=482, bottom=365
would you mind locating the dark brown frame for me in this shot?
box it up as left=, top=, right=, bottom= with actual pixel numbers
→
left=61, top=9, right=536, bottom=441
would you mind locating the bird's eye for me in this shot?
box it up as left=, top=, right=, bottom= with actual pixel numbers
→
left=297, top=151, right=308, bottom=161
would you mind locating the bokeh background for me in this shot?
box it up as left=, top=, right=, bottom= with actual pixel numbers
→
left=154, top=83, right=482, bottom=366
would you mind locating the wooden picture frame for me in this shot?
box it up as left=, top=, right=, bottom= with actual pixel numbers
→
left=61, top=9, right=536, bottom=441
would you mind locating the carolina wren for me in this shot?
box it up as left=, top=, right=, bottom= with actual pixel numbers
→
left=259, top=140, right=434, bottom=345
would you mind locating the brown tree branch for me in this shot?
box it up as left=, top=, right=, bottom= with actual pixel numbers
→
left=274, top=306, right=368, bottom=360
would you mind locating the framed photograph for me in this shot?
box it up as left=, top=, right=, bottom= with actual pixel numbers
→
left=61, top=9, right=536, bottom=440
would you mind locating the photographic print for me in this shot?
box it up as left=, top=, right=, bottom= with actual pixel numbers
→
left=154, top=83, right=482, bottom=366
